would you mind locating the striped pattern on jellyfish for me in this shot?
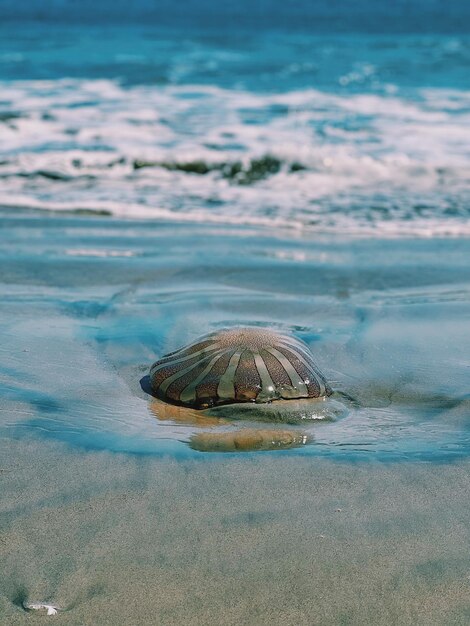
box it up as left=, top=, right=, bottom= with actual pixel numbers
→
left=150, top=327, right=332, bottom=409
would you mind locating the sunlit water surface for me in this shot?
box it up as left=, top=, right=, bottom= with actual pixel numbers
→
left=1, top=211, right=469, bottom=460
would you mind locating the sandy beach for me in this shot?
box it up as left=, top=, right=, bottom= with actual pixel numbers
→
left=2, top=438, right=470, bottom=625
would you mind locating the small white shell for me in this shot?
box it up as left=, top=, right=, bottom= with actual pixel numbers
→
left=24, top=602, right=60, bottom=616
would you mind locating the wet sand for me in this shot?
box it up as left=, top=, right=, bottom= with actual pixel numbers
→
left=1, top=437, right=470, bottom=625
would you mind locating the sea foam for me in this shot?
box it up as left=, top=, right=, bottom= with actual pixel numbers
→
left=0, top=79, right=469, bottom=237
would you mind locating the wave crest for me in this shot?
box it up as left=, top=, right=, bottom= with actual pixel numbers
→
left=1, top=79, right=469, bottom=237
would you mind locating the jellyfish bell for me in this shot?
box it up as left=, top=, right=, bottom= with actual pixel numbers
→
left=149, top=327, right=332, bottom=410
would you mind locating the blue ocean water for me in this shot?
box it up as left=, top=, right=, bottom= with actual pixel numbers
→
left=0, top=24, right=469, bottom=235
left=1, top=0, right=470, bottom=32
left=0, top=19, right=469, bottom=460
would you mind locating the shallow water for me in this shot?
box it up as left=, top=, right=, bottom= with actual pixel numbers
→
left=1, top=210, right=469, bottom=460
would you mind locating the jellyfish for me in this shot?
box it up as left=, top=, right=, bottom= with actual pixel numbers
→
left=149, top=327, right=332, bottom=410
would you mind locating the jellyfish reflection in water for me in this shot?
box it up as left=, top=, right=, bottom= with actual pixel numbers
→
left=189, top=429, right=310, bottom=453
left=148, top=397, right=312, bottom=453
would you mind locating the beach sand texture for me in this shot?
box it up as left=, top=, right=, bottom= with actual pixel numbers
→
left=1, top=440, right=470, bottom=625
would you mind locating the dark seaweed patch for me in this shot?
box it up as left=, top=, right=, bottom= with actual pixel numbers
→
left=289, top=161, right=308, bottom=172
left=0, top=111, right=24, bottom=123
left=70, top=208, right=112, bottom=216
left=220, top=156, right=282, bottom=184
left=132, top=155, right=299, bottom=185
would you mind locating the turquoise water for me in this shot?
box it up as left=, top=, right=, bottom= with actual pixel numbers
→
left=1, top=210, right=469, bottom=460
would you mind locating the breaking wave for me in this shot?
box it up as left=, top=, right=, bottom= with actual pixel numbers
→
left=1, top=79, right=469, bottom=236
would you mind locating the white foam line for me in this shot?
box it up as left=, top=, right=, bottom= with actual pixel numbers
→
left=2, top=195, right=470, bottom=238
left=0, top=195, right=300, bottom=229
